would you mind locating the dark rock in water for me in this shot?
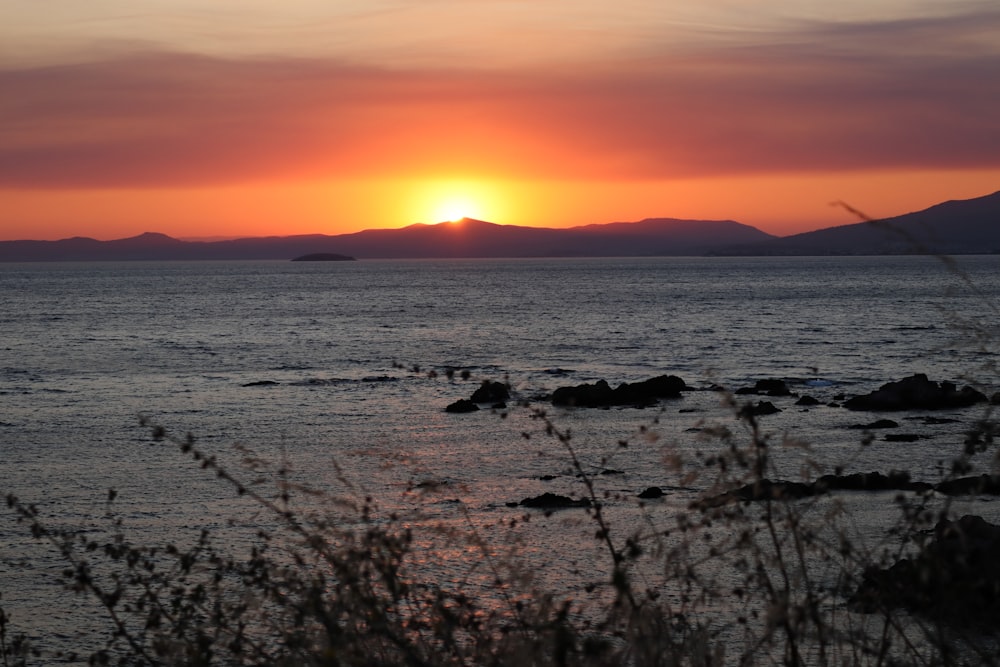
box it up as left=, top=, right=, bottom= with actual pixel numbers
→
left=849, top=419, right=899, bottom=430
left=851, top=515, right=1000, bottom=622
left=755, top=379, right=793, bottom=396
left=470, top=380, right=510, bottom=404
left=291, top=253, right=355, bottom=261
left=736, top=479, right=814, bottom=501
left=243, top=380, right=280, bottom=387
left=638, top=486, right=665, bottom=499
left=614, top=375, right=688, bottom=404
left=795, top=395, right=820, bottom=406
left=814, top=471, right=932, bottom=493
left=697, top=471, right=933, bottom=508
left=743, top=400, right=780, bottom=416
left=552, top=379, right=614, bottom=407
left=884, top=433, right=922, bottom=442
left=445, top=399, right=479, bottom=413
left=844, top=373, right=987, bottom=411
left=695, top=480, right=816, bottom=509
left=935, top=475, right=1000, bottom=496
left=736, top=379, right=793, bottom=396
left=551, top=374, right=686, bottom=408
left=917, top=416, right=960, bottom=425
left=519, top=492, right=591, bottom=509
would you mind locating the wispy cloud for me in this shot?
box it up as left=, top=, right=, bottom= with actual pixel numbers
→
left=2, top=7, right=998, bottom=188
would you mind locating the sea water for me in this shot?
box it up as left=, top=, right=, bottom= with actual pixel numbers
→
left=2, top=255, right=1000, bottom=659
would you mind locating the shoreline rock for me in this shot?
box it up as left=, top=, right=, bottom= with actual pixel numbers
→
left=851, top=515, right=1000, bottom=622
left=515, top=493, right=592, bottom=509
left=551, top=374, right=687, bottom=408
left=844, top=374, right=987, bottom=411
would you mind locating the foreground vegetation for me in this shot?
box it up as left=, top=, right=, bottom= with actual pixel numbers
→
left=3, top=375, right=1000, bottom=667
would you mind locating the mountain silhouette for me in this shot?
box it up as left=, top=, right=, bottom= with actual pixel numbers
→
left=0, top=217, right=774, bottom=261
left=1, top=190, right=997, bottom=260
left=717, top=190, right=1000, bottom=256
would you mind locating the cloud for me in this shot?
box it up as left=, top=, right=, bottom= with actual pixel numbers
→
left=2, top=7, right=999, bottom=188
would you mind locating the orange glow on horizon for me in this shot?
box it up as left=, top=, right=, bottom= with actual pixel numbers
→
left=1, top=168, right=999, bottom=242
left=401, top=180, right=508, bottom=225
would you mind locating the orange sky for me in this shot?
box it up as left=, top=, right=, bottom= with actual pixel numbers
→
left=2, top=2, right=999, bottom=241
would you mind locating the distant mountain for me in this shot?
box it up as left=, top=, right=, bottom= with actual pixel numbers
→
left=717, top=190, right=1000, bottom=256
left=0, top=218, right=775, bottom=261
left=2, top=190, right=997, bottom=260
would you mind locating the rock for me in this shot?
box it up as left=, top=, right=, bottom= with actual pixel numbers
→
left=613, top=375, right=688, bottom=404
left=742, top=401, right=780, bottom=416
left=470, top=380, right=510, bottom=404
left=884, top=433, right=922, bottom=442
left=552, top=379, right=614, bottom=407
left=848, top=419, right=899, bottom=430
left=735, top=379, right=793, bottom=396
left=851, top=515, right=1000, bottom=622
left=935, top=475, right=1000, bottom=496
left=695, top=480, right=816, bottom=508
left=756, top=379, right=793, bottom=396
left=735, top=479, right=814, bottom=501
left=918, top=416, right=960, bottom=425
left=795, top=395, right=821, bottom=406
left=814, top=471, right=932, bottom=493
left=445, top=399, right=479, bottom=413
left=551, top=375, right=686, bottom=408
left=697, top=472, right=934, bottom=508
left=844, top=373, right=987, bottom=411
left=638, top=486, right=665, bottom=499
left=518, top=493, right=591, bottom=509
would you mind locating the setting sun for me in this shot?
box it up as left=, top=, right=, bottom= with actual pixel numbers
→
left=433, top=197, right=478, bottom=223
left=400, top=179, right=513, bottom=226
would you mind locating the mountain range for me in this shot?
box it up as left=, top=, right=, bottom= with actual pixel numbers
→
left=2, top=190, right=998, bottom=261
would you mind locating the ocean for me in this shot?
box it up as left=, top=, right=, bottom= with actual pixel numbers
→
left=2, top=255, right=1000, bottom=660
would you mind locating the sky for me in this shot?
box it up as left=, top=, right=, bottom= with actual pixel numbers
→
left=2, top=1, right=999, bottom=241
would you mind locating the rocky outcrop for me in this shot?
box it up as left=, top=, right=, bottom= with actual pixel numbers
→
left=814, top=471, right=931, bottom=493
left=848, top=419, right=899, bottom=430
left=735, top=379, right=793, bottom=396
left=844, top=374, right=987, bottom=411
left=445, top=399, right=479, bottom=413
left=851, top=515, right=1000, bottom=621
left=470, top=380, right=510, bottom=404
left=695, top=471, right=933, bottom=508
left=515, top=493, right=592, bottom=509
left=551, top=375, right=687, bottom=408
left=446, top=379, right=510, bottom=412
left=741, top=401, right=781, bottom=416
left=935, top=475, right=1000, bottom=496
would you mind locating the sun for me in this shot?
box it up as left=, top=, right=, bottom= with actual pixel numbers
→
left=432, top=196, right=479, bottom=223
left=400, top=179, right=505, bottom=225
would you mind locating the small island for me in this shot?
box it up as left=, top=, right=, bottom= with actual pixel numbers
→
left=291, top=253, right=356, bottom=262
